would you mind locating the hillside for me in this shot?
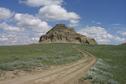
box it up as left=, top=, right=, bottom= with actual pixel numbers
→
left=0, top=44, right=85, bottom=71
left=39, top=24, right=97, bottom=45
left=0, top=43, right=96, bottom=84
left=0, top=44, right=126, bottom=84
left=79, top=45, right=126, bottom=84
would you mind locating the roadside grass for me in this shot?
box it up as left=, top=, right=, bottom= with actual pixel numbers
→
left=0, top=43, right=83, bottom=71
left=78, top=45, right=126, bottom=84
left=0, top=43, right=125, bottom=84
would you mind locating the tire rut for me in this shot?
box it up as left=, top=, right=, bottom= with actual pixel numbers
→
left=24, top=57, right=91, bottom=84
left=0, top=48, right=96, bottom=84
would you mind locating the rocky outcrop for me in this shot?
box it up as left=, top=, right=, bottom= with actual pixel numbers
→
left=39, top=24, right=97, bottom=45
left=121, top=43, right=126, bottom=45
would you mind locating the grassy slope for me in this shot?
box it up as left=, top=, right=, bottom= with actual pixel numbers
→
left=0, top=44, right=83, bottom=71
left=0, top=44, right=125, bottom=83
left=78, top=45, right=126, bottom=84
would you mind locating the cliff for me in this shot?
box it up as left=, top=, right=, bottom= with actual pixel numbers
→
left=39, top=24, right=97, bottom=45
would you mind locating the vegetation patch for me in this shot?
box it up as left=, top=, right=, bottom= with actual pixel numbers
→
left=0, top=43, right=83, bottom=71
left=79, top=45, right=126, bottom=84
left=84, top=58, right=118, bottom=84
left=0, top=44, right=125, bottom=84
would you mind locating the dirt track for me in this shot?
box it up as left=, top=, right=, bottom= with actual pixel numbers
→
left=0, top=51, right=96, bottom=84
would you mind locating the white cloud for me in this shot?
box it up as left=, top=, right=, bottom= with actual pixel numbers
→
left=0, top=36, right=8, bottom=41
left=0, top=33, right=27, bottom=45
left=0, top=0, right=81, bottom=45
left=78, top=26, right=125, bottom=44
left=0, top=13, right=51, bottom=45
left=120, top=32, right=126, bottom=36
left=20, top=0, right=63, bottom=7
left=0, top=22, right=21, bottom=32
left=14, top=13, right=50, bottom=33
left=0, top=33, right=17, bottom=45
left=20, top=0, right=80, bottom=24
left=0, top=29, right=43, bottom=45
left=39, top=5, right=80, bottom=23
left=0, top=7, right=12, bottom=20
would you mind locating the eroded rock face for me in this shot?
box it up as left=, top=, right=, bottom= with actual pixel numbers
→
left=121, top=43, right=126, bottom=45
left=39, top=24, right=97, bottom=45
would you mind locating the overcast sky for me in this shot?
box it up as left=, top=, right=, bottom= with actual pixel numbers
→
left=0, top=0, right=126, bottom=45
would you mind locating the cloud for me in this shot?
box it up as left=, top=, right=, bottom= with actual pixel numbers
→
left=20, top=0, right=80, bottom=24
left=20, top=0, right=63, bottom=7
left=0, top=0, right=80, bottom=45
left=120, top=32, right=126, bottom=36
left=0, top=13, right=51, bottom=45
left=0, top=7, right=13, bottom=20
left=0, top=32, right=33, bottom=45
left=78, top=26, right=125, bottom=44
left=0, top=33, right=17, bottom=45
left=0, top=35, right=8, bottom=41
left=0, top=27, right=44, bottom=45
left=0, top=22, right=21, bottom=32
left=39, top=5, right=80, bottom=23
left=122, top=32, right=126, bottom=36
left=14, top=13, right=50, bottom=33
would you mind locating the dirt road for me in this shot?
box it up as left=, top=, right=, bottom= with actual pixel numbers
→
left=0, top=52, right=96, bottom=84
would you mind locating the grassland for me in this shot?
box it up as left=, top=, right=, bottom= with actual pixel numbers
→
left=78, top=45, right=126, bottom=84
left=0, top=43, right=126, bottom=84
left=0, top=43, right=83, bottom=71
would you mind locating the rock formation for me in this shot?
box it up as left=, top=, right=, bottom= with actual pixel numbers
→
left=121, top=43, right=126, bottom=45
left=39, top=24, right=97, bottom=45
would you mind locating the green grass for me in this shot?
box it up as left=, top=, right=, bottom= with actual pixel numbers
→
left=0, top=43, right=126, bottom=83
left=78, top=45, right=126, bottom=84
left=0, top=43, right=83, bottom=71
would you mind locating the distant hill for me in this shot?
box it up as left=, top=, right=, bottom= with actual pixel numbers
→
left=39, top=24, right=97, bottom=45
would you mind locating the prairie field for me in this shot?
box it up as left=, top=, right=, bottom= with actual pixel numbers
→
left=0, top=44, right=125, bottom=84
left=79, top=45, right=126, bottom=84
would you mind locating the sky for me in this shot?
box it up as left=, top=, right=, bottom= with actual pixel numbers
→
left=0, top=0, right=126, bottom=45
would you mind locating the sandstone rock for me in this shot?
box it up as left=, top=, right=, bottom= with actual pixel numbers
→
left=39, top=24, right=97, bottom=45
left=121, top=43, right=126, bottom=45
